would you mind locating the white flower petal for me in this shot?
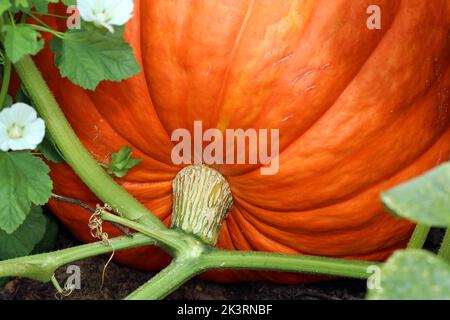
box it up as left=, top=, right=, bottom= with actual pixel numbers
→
left=0, top=142, right=10, bottom=152
left=23, top=118, right=46, bottom=146
left=0, top=106, right=15, bottom=127
left=0, top=122, right=9, bottom=151
left=0, top=121, right=7, bottom=134
left=10, top=103, right=38, bottom=123
left=77, top=0, right=134, bottom=32
left=77, top=0, right=98, bottom=22
left=99, top=22, right=115, bottom=33
left=9, top=138, right=31, bottom=151
left=0, top=103, right=37, bottom=127
left=108, top=0, right=134, bottom=25
left=0, top=103, right=45, bottom=151
left=20, top=141, right=39, bottom=151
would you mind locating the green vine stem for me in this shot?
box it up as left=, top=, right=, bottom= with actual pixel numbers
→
left=126, top=249, right=376, bottom=300
left=101, top=205, right=376, bottom=300
left=407, top=224, right=431, bottom=249
left=126, top=260, right=204, bottom=300
left=101, top=210, right=376, bottom=281
left=438, top=228, right=450, bottom=262
left=100, top=211, right=193, bottom=254
left=201, top=250, right=375, bottom=279
left=0, top=233, right=155, bottom=282
left=0, top=57, right=11, bottom=109
left=51, top=274, right=65, bottom=294
left=14, top=56, right=165, bottom=230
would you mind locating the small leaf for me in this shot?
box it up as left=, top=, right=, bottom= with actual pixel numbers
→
left=37, top=135, right=65, bottom=163
left=381, top=163, right=450, bottom=227
left=2, top=24, right=44, bottom=63
left=367, top=250, right=450, bottom=300
left=13, top=0, right=30, bottom=10
left=28, top=0, right=59, bottom=14
left=107, top=145, right=142, bottom=178
left=50, top=23, right=141, bottom=90
left=0, top=206, right=47, bottom=287
left=0, top=206, right=47, bottom=260
left=0, top=152, right=52, bottom=233
left=31, top=213, right=58, bottom=254
left=0, top=0, right=10, bottom=16
left=61, top=0, right=75, bottom=6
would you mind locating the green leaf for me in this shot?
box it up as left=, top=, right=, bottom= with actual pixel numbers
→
left=381, top=163, right=450, bottom=228
left=61, top=0, right=75, bottom=6
left=50, top=24, right=141, bottom=90
left=2, top=24, right=44, bottom=63
left=12, top=0, right=29, bottom=10
left=15, top=83, right=32, bottom=104
left=37, top=134, right=65, bottom=163
left=29, top=0, right=58, bottom=14
left=0, top=206, right=47, bottom=287
left=367, top=250, right=450, bottom=300
left=2, top=94, right=13, bottom=109
left=107, top=145, right=142, bottom=178
left=0, top=152, right=52, bottom=234
left=0, top=0, right=11, bottom=16
left=0, top=206, right=47, bottom=260
left=31, top=213, right=58, bottom=254
left=10, top=0, right=57, bottom=12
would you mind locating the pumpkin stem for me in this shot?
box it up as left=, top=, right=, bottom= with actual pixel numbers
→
left=171, top=165, right=233, bottom=246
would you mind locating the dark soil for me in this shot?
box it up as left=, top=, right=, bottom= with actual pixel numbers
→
left=0, top=226, right=444, bottom=300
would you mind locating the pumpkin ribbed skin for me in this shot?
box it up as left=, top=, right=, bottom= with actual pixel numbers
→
left=37, top=0, right=450, bottom=283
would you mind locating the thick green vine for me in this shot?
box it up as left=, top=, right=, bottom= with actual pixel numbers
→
left=0, top=57, right=11, bottom=109
left=438, top=229, right=450, bottom=262
left=14, top=57, right=165, bottom=230
left=407, top=224, right=431, bottom=249
left=0, top=233, right=156, bottom=282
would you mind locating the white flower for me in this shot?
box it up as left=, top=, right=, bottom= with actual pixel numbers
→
left=0, top=103, right=46, bottom=152
left=77, top=0, right=134, bottom=33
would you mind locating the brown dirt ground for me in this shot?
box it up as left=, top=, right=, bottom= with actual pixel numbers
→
left=0, top=226, right=444, bottom=300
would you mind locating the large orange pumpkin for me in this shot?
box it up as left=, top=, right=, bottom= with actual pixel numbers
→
left=35, top=0, right=450, bottom=283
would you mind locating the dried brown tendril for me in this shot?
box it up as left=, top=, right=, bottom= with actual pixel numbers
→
left=88, top=204, right=115, bottom=291
left=52, top=274, right=75, bottom=300
left=55, top=282, right=75, bottom=300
